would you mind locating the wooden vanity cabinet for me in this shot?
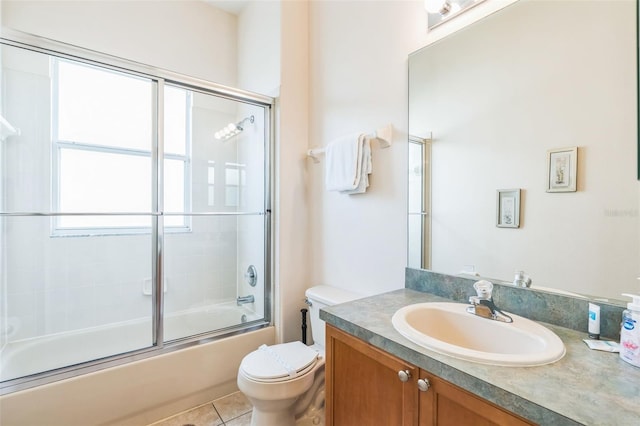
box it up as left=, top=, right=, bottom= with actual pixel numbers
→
left=418, top=370, right=534, bottom=426
left=325, top=325, right=418, bottom=425
left=325, top=325, right=534, bottom=426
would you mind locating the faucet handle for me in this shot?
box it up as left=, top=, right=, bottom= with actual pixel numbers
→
left=473, top=280, right=493, bottom=300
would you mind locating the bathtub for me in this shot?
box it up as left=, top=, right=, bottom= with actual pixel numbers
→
left=1, top=302, right=261, bottom=382
left=0, top=304, right=275, bottom=426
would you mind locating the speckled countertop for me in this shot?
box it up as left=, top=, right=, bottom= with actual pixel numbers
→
left=321, top=288, right=640, bottom=426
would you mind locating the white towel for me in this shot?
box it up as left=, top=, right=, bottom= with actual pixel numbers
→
left=341, top=136, right=372, bottom=195
left=325, top=133, right=364, bottom=191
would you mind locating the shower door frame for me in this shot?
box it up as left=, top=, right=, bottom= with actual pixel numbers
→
left=0, top=29, right=275, bottom=395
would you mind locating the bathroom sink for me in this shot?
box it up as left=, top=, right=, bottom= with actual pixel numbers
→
left=391, top=302, right=565, bottom=366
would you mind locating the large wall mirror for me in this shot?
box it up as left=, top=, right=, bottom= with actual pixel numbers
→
left=408, top=0, right=639, bottom=301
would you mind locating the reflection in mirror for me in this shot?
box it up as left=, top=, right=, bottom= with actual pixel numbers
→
left=408, top=135, right=432, bottom=269
left=408, top=0, right=639, bottom=301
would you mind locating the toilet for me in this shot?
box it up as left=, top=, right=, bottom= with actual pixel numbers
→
left=237, top=285, right=361, bottom=426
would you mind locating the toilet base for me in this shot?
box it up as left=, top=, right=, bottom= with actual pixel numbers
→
left=248, top=392, right=325, bottom=426
left=240, top=366, right=326, bottom=426
left=249, top=403, right=297, bottom=426
left=293, top=370, right=325, bottom=425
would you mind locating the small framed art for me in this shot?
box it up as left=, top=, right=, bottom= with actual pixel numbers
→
left=496, top=189, right=521, bottom=228
left=547, top=146, right=577, bottom=192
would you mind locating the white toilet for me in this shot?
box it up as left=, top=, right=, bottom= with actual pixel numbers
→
left=237, top=285, right=361, bottom=426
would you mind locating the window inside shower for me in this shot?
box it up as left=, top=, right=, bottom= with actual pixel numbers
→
left=51, top=58, right=192, bottom=234
left=0, top=38, right=272, bottom=392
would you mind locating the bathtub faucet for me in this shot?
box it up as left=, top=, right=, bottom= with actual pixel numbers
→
left=237, top=295, right=255, bottom=306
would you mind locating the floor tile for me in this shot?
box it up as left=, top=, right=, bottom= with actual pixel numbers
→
left=224, top=411, right=253, bottom=426
left=213, top=391, right=253, bottom=423
left=149, top=402, right=223, bottom=426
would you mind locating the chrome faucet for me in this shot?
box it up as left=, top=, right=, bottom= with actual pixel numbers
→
left=466, top=280, right=513, bottom=323
left=236, top=295, right=255, bottom=306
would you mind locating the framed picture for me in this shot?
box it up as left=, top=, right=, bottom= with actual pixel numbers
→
left=546, top=147, right=577, bottom=192
left=496, top=189, right=521, bottom=228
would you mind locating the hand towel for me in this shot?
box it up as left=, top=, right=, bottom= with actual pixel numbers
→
left=341, top=135, right=372, bottom=195
left=325, top=133, right=364, bottom=191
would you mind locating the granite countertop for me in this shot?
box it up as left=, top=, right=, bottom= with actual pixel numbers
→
left=321, top=288, right=640, bottom=426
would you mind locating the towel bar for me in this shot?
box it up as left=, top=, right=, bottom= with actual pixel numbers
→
left=307, top=124, right=393, bottom=163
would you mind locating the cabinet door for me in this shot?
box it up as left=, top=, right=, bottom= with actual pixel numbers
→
left=418, top=370, right=534, bottom=426
left=326, top=325, right=419, bottom=426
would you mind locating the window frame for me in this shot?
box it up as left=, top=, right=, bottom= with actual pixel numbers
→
left=50, top=58, right=192, bottom=236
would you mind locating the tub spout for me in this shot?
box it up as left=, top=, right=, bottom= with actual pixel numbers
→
left=236, top=295, right=255, bottom=306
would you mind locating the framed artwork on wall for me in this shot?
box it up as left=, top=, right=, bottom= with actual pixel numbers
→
left=496, top=188, right=520, bottom=228
left=546, top=147, right=578, bottom=193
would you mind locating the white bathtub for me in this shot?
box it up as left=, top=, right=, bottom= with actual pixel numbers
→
left=1, top=302, right=261, bottom=382
left=0, top=305, right=275, bottom=426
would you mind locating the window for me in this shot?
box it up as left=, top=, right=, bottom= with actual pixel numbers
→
left=51, top=59, right=191, bottom=234
left=224, top=162, right=246, bottom=207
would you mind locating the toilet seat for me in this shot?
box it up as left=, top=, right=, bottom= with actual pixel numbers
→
left=240, top=341, right=320, bottom=383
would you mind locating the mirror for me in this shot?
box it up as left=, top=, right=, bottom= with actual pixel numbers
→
left=408, top=0, right=639, bottom=301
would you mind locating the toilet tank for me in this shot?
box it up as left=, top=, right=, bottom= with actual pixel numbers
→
left=305, top=285, right=361, bottom=349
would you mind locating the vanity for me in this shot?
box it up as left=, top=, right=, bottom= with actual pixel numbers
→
left=326, top=325, right=533, bottom=426
left=321, top=269, right=640, bottom=425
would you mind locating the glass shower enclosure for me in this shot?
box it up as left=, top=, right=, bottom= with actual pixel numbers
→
left=0, top=33, right=272, bottom=392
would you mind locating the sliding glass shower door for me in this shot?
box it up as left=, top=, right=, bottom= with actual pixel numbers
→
left=0, top=36, right=272, bottom=391
left=162, top=88, right=268, bottom=342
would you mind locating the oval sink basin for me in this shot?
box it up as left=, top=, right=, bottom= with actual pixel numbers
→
left=391, top=302, right=565, bottom=366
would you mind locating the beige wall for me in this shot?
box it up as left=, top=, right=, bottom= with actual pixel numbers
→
left=306, top=0, right=428, bottom=296
left=277, top=0, right=312, bottom=343
left=1, top=0, right=238, bottom=85
left=238, top=0, right=281, bottom=96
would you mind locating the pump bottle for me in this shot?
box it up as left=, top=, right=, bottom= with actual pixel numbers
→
left=620, top=294, right=640, bottom=368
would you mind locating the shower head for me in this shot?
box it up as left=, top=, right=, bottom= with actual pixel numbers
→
left=214, top=115, right=254, bottom=141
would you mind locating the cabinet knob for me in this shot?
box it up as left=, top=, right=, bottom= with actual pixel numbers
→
left=397, top=370, right=411, bottom=382
left=417, top=378, right=431, bottom=392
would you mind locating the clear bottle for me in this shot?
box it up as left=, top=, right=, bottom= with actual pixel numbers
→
left=620, top=294, right=640, bottom=367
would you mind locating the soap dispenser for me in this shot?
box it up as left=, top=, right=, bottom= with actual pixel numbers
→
left=620, top=294, right=640, bottom=368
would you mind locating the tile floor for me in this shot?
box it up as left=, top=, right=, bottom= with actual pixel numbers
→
left=148, top=391, right=253, bottom=426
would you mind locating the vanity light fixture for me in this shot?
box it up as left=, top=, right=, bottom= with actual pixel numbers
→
left=214, top=115, right=254, bottom=141
left=425, top=0, right=454, bottom=16
left=424, top=0, right=486, bottom=29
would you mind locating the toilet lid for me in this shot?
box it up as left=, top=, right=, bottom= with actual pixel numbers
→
left=240, top=341, right=320, bottom=383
